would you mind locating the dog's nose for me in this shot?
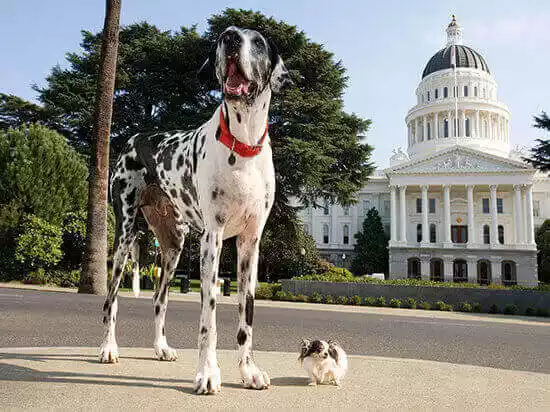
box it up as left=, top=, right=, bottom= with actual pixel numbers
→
left=221, top=31, right=241, bottom=53
left=323, top=353, right=328, bottom=359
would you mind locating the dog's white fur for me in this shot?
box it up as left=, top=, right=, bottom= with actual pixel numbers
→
left=300, top=339, right=348, bottom=386
left=99, top=26, right=291, bottom=395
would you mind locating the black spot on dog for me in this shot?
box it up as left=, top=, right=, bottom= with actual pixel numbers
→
left=200, top=135, right=206, bottom=151
left=245, top=293, right=254, bottom=326
left=185, top=210, right=193, bottom=219
left=210, top=298, right=215, bottom=309
left=265, top=201, right=269, bottom=209
left=125, top=188, right=136, bottom=206
left=162, top=327, right=165, bottom=336
left=103, top=301, right=110, bottom=312
left=180, top=191, right=192, bottom=206
left=114, top=267, right=122, bottom=278
left=236, top=112, right=241, bottom=123
left=238, top=303, right=243, bottom=314
left=163, top=152, right=172, bottom=171
left=212, top=190, right=217, bottom=200
left=329, top=347, right=339, bottom=362
left=170, top=188, right=177, bottom=198
left=125, top=156, right=142, bottom=171
left=237, top=329, right=247, bottom=345
left=177, top=154, right=184, bottom=170
left=192, top=133, right=199, bottom=173
left=207, top=379, right=211, bottom=392
left=205, top=233, right=210, bottom=243
left=103, top=316, right=107, bottom=325
left=263, top=102, right=266, bottom=110
left=215, top=127, right=221, bottom=140
left=160, top=170, right=165, bottom=179
left=215, top=214, right=225, bottom=225
left=155, top=305, right=160, bottom=315
left=240, top=259, right=250, bottom=274
left=201, top=326, right=208, bottom=335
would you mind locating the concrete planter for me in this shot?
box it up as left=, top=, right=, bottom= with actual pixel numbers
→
left=281, top=280, right=550, bottom=313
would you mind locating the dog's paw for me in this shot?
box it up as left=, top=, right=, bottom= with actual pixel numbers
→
left=99, top=342, right=119, bottom=363
left=308, top=380, right=317, bottom=386
left=154, top=344, right=178, bottom=361
left=194, top=365, right=221, bottom=395
left=241, top=364, right=270, bottom=390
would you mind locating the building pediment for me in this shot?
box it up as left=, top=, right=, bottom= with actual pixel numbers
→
left=386, top=146, right=533, bottom=175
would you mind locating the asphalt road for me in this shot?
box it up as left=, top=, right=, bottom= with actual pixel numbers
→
left=0, top=288, right=548, bottom=373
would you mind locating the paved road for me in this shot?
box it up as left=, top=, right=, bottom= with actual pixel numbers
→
left=0, top=288, right=549, bottom=373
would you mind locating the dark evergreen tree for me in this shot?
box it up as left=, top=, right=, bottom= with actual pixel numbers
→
left=526, top=111, right=550, bottom=172
left=535, top=219, right=550, bottom=283
left=351, top=207, right=388, bottom=275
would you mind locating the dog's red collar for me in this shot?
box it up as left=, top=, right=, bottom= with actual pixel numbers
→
left=217, top=109, right=268, bottom=157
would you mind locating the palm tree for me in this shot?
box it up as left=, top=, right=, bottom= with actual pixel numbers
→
left=79, top=0, right=122, bottom=294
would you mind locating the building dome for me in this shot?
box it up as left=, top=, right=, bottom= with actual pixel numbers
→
left=422, top=45, right=490, bottom=79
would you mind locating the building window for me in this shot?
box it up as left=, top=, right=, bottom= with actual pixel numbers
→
left=498, top=225, right=504, bottom=244
left=497, top=198, right=503, bottom=213
left=416, top=198, right=422, bottom=213
left=483, top=225, right=490, bottom=244
left=429, top=198, right=436, bottom=213
left=474, top=86, right=478, bottom=97
left=430, top=223, right=436, bottom=243
left=435, top=89, right=439, bottom=99
left=482, top=198, right=490, bottom=214
left=323, top=200, right=330, bottom=215
left=465, top=118, right=470, bottom=137
left=417, top=224, right=422, bottom=243
left=304, top=224, right=309, bottom=235
left=430, top=259, right=443, bottom=282
left=464, top=85, right=468, bottom=97
left=444, top=119, right=449, bottom=137
left=534, top=200, right=540, bottom=217
left=421, top=94, right=424, bottom=103
left=427, top=123, right=431, bottom=140
left=453, top=259, right=468, bottom=283
left=502, top=261, right=517, bottom=286
left=443, top=87, right=448, bottom=98
left=483, top=88, right=486, bottom=98
left=427, top=91, right=430, bottom=101
left=323, top=224, right=329, bottom=244
left=408, top=258, right=421, bottom=279
left=384, top=224, right=390, bottom=237
left=451, top=225, right=468, bottom=243
left=384, top=200, right=390, bottom=217
left=343, top=206, right=350, bottom=216
left=363, top=200, right=371, bottom=214
left=343, top=225, right=349, bottom=245
left=453, top=86, right=458, bottom=97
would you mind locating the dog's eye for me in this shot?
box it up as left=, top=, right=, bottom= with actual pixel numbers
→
left=254, top=38, right=265, bottom=49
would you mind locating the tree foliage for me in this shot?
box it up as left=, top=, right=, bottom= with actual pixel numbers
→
left=535, top=219, right=550, bottom=283
left=351, top=207, right=388, bottom=275
left=526, top=111, right=550, bottom=172
left=15, top=215, right=63, bottom=270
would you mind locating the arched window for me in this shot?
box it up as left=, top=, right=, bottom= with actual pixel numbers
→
left=343, top=225, right=349, bottom=245
left=435, top=89, right=439, bottom=99
left=417, top=224, right=422, bottom=243
left=502, top=261, right=517, bottom=286
left=474, top=86, right=478, bottom=97
left=464, top=85, right=468, bottom=97
left=427, top=91, right=430, bottom=101
left=343, top=206, right=350, bottom=216
left=443, top=87, right=448, bottom=98
left=498, top=225, right=504, bottom=244
left=408, top=258, right=421, bottom=279
left=483, top=225, right=490, bottom=244
left=324, top=200, right=330, bottom=215
left=427, top=123, right=431, bottom=140
left=430, top=259, right=443, bottom=282
left=465, top=118, right=470, bottom=137
left=453, top=259, right=468, bottom=283
left=430, top=224, right=436, bottom=243
left=304, top=224, right=310, bottom=235
left=483, top=88, right=486, bottom=98
left=444, top=119, right=449, bottom=137
left=323, top=224, right=329, bottom=244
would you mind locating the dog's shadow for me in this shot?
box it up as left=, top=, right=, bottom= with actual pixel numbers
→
left=270, top=376, right=309, bottom=387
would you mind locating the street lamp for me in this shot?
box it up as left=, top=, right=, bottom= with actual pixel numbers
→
left=342, top=253, right=346, bottom=276
left=300, top=247, right=306, bottom=276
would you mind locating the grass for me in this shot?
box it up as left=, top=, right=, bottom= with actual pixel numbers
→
left=122, top=279, right=270, bottom=295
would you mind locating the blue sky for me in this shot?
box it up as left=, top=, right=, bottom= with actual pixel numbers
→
left=2, top=0, right=549, bottom=167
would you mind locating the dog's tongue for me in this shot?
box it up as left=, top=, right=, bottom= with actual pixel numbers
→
left=225, top=61, right=249, bottom=95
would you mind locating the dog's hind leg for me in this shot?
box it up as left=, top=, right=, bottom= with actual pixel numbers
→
left=130, top=240, right=140, bottom=297
left=235, top=226, right=270, bottom=390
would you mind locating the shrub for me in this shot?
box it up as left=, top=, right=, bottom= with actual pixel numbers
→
left=389, top=298, right=401, bottom=308
left=456, top=302, right=472, bottom=313
left=525, top=306, right=536, bottom=316
left=403, top=297, right=417, bottom=309
left=472, top=302, right=482, bottom=313
left=295, top=294, right=309, bottom=303
left=15, top=215, right=63, bottom=271
left=488, top=304, right=500, bottom=314
left=47, top=269, right=81, bottom=287
left=536, top=307, right=549, bottom=317
left=294, top=266, right=355, bottom=282
left=324, top=295, right=334, bottom=304
left=503, top=304, right=518, bottom=315
left=418, top=301, right=431, bottom=310
left=310, top=292, right=323, bottom=303
left=255, top=283, right=281, bottom=300
left=363, top=296, right=375, bottom=306
left=350, top=295, right=362, bottom=306
left=24, top=268, right=48, bottom=285
left=336, top=296, right=348, bottom=305
left=433, top=301, right=452, bottom=311
left=273, top=291, right=287, bottom=301
left=374, top=296, right=386, bottom=307
left=60, top=211, right=87, bottom=269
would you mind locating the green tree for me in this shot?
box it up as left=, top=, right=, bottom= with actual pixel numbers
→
left=526, top=111, right=550, bottom=172
left=351, top=207, right=388, bottom=275
left=535, top=219, right=550, bottom=283
left=0, top=93, right=47, bottom=131
left=15, top=215, right=63, bottom=271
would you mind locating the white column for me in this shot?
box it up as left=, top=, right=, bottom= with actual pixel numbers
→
left=475, top=110, right=480, bottom=138
left=390, top=185, right=397, bottom=244
left=460, top=110, right=466, bottom=138
left=447, top=110, right=452, bottom=138
left=434, top=112, right=439, bottom=139
left=491, top=259, right=501, bottom=285
left=525, top=184, right=535, bottom=244
left=490, top=184, right=499, bottom=245
left=408, top=123, right=412, bottom=146
left=488, top=113, right=493, bottom=140
left=423, top=116, right=427, bottom=141
left=399, top=185, right=407, bottom=243
left=421, top=185, right=429, bottom=244
left=467, top=257, right=477, bottom=284
left=443, top=257, right=453, bottom=282
left=514, top=184, right=523, bottom=244
left=416, top=118, right=421, bottom=142
left=443, top=185, right=451, bottom=244
left=420, top=259, right=430, bottom=281
left=467, top=185, right=475, bottom=245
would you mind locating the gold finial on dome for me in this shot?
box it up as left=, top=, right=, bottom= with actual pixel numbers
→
left=446, top=14, right=463, bottom=45
left=449, top=14, right=458, bottom=26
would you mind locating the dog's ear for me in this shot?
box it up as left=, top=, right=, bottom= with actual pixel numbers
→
left=198, top=42, right=217, bottom=84
left=267, top=38, right=293, bottom=93
left=298, top=338, right=311, bottom=362
left=328, top=340, right=340, bottom=362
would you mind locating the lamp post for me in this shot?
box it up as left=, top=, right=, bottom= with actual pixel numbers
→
left=300, top=247, right=306, bottom=276
left=342, top=253, right=346, bottom=276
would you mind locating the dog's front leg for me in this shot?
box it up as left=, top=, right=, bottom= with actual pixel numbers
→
left=194, top=229, right=223, bottom=395
left=236, top=231, right=270, bottom=390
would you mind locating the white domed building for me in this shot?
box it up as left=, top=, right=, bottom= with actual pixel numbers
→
left=299, top=17, right=550, bottom=286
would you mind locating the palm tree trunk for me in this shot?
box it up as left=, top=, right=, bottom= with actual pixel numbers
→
left=79, top=0, right=121, bottom=295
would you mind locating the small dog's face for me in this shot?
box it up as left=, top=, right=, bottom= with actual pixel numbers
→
left=199, top=26, right=292, bottom=103
left=299, top=339, right=330, bottom=361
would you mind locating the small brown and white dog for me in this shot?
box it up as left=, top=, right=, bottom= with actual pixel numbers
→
left=299, top=339, right=348, bottom=386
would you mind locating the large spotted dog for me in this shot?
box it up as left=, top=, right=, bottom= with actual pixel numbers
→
left=99, top=26, right=291, bottom=394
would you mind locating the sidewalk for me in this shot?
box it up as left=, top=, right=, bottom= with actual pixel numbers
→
left=2, top=282, right=548, bottom=327
left=0, top=347, right=548, bottom=410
